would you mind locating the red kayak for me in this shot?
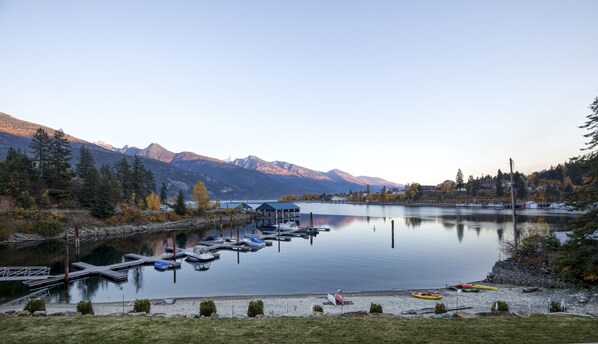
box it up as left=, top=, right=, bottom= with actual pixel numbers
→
left=453, top=283, right=476, bottom=289
left=334, top=293, right=344, bottom=305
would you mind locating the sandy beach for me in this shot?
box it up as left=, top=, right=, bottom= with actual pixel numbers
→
left=3, top=284, right=596, bottom=318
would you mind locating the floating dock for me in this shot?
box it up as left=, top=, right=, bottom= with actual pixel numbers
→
left=22, top=252, right=183, bottom=289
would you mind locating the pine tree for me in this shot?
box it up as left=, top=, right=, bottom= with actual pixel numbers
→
left=29, top=128, right=52, bottom=186
left=174, top=190, right=186, bottom=215
left=80, top=167, right=99, bottom=208
left=553, top=96, right=598, bottom=283
left=75, top=145, right=95, bottom=178
left=159, top=182, right=168, bottom=203
left=456, top=169, right=464, bottom=190
left=91, top=174, right=115, bottom=218
left=48, top=129, right=72, bottom=190
left=496, top=169, right=504, bottom=197
left=115, top=158, right=132, bottom=199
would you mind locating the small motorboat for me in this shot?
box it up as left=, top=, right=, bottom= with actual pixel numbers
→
left=185, top=245, right=216, bottom=262
left=187, top=261, right=212, bottom=272
left=199, top=235, right=225, bottom=246
left=265, top=221, right=299, bottom=232
left=470, top=283, right=498, bottom=291
left=242, top=234, right=266, bottom=248
left=411, top=292, right=443, bottom=300
left=154, top=261, right=177, bottom=271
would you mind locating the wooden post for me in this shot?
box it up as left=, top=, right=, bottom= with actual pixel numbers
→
left=172, top=233, right=176, bottom=262
left=237, top=251, right=240, bottom=265
left=310, top=233, right=313, bottom=246
left=75, top=225, right=80, bottom=261
left=391, top=220, right=395, bottom=249
left=236, top=227, right=239, bottom=243
left=509, top=158, right=518, bottom=251
left=310, top=212, right=313, bottom=229
left=64, top=243, right=69, bottom=284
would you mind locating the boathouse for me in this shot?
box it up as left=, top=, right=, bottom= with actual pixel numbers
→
left=256, top=202, right=300, bottom=226
left=219, top=202, right=252, bottom=210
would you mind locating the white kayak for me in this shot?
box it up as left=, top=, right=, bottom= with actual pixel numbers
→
left=327, top=293, right=337, bottom=305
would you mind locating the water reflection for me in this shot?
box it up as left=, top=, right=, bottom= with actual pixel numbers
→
left=0, top=205, right=580, bottom=303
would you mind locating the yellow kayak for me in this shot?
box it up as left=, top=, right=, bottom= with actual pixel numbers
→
left=411, top=292, right=443, bottom=300
left=470, top=283, right=498, bottom=291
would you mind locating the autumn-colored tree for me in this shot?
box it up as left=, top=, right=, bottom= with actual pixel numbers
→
left=192, top=181, right=210, bottom=212
left=146, top=192, right=161, bottom=211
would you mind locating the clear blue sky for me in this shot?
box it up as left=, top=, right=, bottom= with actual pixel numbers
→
left=1, top=1, right=596, bottom=184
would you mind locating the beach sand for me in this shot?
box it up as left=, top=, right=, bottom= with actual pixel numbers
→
left=3, top=284, right=596, bottom=318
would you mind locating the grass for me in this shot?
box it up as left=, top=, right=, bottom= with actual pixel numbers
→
left=0, top=314, right=597, bottom=343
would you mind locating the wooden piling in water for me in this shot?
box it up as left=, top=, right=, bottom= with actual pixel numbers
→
left=391, top=220, right=395, bottom=249
left=310, top=212, right=313, bottom=229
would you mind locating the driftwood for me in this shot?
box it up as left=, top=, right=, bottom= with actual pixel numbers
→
left=522, top=287, right=540, bottom=293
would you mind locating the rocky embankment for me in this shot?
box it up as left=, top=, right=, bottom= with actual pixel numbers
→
left=486, top=258, right=575, bottom=289
left=4, top=212, right=253, bottom=244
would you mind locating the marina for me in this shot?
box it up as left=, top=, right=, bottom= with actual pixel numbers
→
left=0, top=203, right=580, bottom=304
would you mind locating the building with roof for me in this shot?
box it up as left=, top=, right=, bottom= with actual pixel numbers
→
left=219, top=202, right=252, bottom=211
left=255, top=202, right=300, bottom=226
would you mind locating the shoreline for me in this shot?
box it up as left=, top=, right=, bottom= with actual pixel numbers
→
left=3, top=284, right=596, bottom=318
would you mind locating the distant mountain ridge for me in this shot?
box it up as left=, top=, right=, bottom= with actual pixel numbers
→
left=0, top=111, right=402, bottom=198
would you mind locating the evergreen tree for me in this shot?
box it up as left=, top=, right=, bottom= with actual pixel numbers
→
left=80, top=167, right=99, bottom=208
left=75, top=145, right=95, bottom=178
left=29, top=128, right=52, bottom=186
left=0, top=148, right=35, bottom=203
left=174, top=190, right=186, bottom=215
left=466, top=175, right=474, bottom=195
left=48, top=129, right=72, bottom=190
left=115, top=157, right=132, bottom=199
left=159, top=182, right=168, bottom=204
left=496, top=169, right=504, bottom=197
left=456, top=169, right=464, bottom=189
left=91, top=174, right=115, bottom=218
left=553, top=96, right=598, bottom=283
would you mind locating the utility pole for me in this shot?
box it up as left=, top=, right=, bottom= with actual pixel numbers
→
left=509, top=158, right=518, bottom=251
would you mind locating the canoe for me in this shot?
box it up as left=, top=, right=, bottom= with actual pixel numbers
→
left=326, top=294, right=337, bottom=305
left=470, top=283, right=498, bottom=291
left=334, top=293, right=344, bottom=305
left=445, top=285, right=480, bottom=292
left=411, top=292, right=443, bottom=300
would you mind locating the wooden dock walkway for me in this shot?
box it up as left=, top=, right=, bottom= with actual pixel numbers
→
left=22, top=252, right=183, bottom=289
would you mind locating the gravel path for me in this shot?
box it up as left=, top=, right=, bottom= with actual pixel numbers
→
left=3, top=284, right=596, bottom=318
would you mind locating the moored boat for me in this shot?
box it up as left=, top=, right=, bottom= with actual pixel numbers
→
left=199, top=235, right=225, bottom=246
left=411, top=292, right=443, bottom=300
left=185, top=245, right=216, bottom=262
left=242, top=234, right=266, bottom=248
left=334, top=293, right=344, bottom=305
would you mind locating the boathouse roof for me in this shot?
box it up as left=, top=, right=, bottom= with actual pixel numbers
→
left=219, top=202, right=252, bottom=210
left=256, top=202, right=300, bottom=211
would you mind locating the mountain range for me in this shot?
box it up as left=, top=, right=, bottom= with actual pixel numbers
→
left=0, top=112, right=402, bottom=199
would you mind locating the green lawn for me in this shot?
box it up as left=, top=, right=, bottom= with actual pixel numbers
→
left=1, top=314, right=597, bottom=343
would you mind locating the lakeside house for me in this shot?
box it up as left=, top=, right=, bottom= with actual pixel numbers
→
left=255, top=202, right=300, bottom=226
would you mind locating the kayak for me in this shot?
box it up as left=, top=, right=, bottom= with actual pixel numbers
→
left=454, top=283, right=476, bottom=289
left=334, top=293, right=344, bottom=305
left=411, top=292, right=443, bottom=300
left=326, top=294, right=337, bottom=305
left=470, top=283, right=498, bottom=291
left=445, top=285, right=480, bottom=292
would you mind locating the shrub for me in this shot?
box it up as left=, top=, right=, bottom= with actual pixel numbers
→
left=133, top=299, right=151, bottom=313
left=550, top=301, right=566, bottom=313
left=247, top=299, right=264, bottom=318
left=369, top=303, right=383, bottom=314
left=312, top=304, right=323, bottom=313
left=491, top=301, right=509, bottom=312
left=24, top=299, right=46, bottom=312
left=435, top=303, right=447, bottom=314
left=200, top=300, right=217, bottom=317
left=77, top=300, right=94, bottom=315
left=33, top=219, right=63, bottom=237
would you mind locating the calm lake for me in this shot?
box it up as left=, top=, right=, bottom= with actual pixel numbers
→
left=0, top=203, right=579, bottom=304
